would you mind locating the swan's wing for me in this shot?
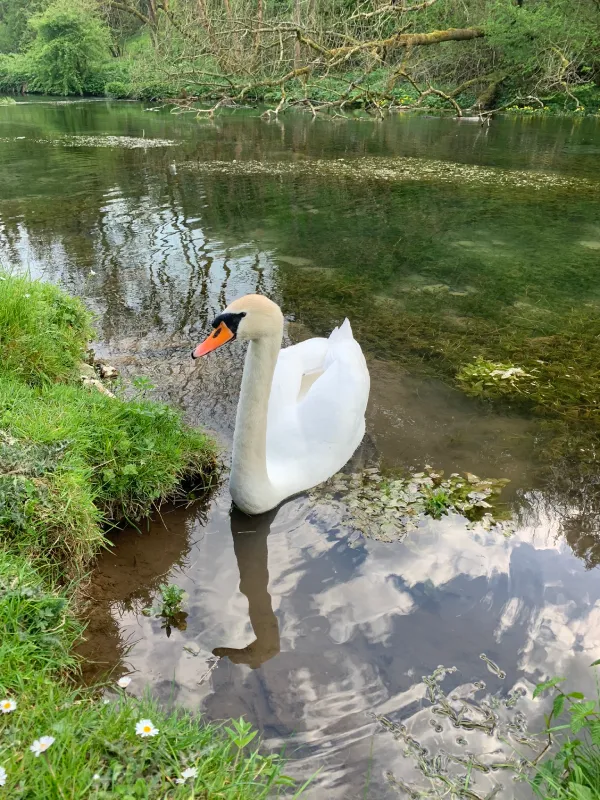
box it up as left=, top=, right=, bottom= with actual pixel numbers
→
left=268, top=337, right=328, bottom=417
left=267, top=320, right=370, bottom=491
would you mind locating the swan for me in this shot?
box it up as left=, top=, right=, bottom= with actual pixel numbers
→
left=192, top=294, right=370, bottom=515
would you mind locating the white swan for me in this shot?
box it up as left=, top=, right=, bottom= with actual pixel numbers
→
left=192, top=294, right=370, bottom=515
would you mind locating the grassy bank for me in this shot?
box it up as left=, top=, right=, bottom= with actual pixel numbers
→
left=0, top=273, right=217, bottom=577
left=0, top=274, right=297, bottom=797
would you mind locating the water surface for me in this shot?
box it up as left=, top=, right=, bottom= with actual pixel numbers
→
left=1, top=100, right=600, bottom=799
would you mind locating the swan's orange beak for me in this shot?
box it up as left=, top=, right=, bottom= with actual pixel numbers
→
left=192, top=322, right=235, bottom=358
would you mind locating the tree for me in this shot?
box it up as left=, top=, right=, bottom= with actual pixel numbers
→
left=0, top=0, right=49, bottom=53
left=27, top=0, right=110, bottom=94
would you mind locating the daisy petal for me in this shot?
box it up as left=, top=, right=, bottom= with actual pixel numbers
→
left=0, top=699, right=16, bottom=714
left=30, top=736, right=55, bottom=757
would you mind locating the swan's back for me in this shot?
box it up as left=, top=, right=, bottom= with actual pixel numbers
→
left=267, top=320, right=369, bottom=496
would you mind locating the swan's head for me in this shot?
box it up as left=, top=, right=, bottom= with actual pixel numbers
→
left=192, top=294, right=283, bottom=358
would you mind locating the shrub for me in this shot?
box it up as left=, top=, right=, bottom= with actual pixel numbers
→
left=0, top=52, right=31, bottom=93
left=104, top=79, right=131, bottom=98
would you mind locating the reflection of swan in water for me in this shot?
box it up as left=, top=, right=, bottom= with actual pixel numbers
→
left=212, top=507, right=280, bottom=669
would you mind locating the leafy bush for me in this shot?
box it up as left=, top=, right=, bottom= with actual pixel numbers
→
left=135, top=80, right=178, bottom=101
left=104, top=79, right=131, bottom=98
left=0, top=52, right=31, bottom=92
left=26, top=0, right=110, bottom=95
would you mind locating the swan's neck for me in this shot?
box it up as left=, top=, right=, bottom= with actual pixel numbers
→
left=230, top=334, right=281, bottom=514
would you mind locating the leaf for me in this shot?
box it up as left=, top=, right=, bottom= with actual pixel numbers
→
left=533, top=677, right=566, bottom=699
left=552, top=694, right=566, bottom=718
left=570, top=785, right=594, bottom=800
left=121, top=464, right=138, bottom=476
left=570, top=701, right=596, bottom=733
left=590, top=722, right=600, bottom=746
left=568, top=692, right=585, bottom=699
left=590, top=659, right=600, bottom=667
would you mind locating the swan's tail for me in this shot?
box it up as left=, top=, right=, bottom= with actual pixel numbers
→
left=328, top=318, right=354, bottom=342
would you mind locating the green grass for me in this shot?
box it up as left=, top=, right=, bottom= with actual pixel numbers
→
left=0, top=274, right=93, bottom=386
left=0, top=273, right=217, bottom=577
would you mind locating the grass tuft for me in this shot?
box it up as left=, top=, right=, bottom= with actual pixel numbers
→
left=0, top=274, right=93, bottom=386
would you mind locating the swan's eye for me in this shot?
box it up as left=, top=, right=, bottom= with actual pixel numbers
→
left=211, top=311, right=246, bottom=335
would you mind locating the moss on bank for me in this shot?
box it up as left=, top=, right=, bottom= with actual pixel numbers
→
left=0, top=276, right=296, bottom=797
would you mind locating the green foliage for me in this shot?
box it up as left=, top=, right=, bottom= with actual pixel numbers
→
left=422, top=488, right=453, bottom=520
left=26, top=0, right=110, bottom=95
left=531, top=669, right=600, bottom=798
left=104, top=78, right=130, bottom=98
left=317, top=466, right=512, bottom=543
left=0, top=51, right=31, bottom=91
left=157, top=583, right=185, bottom=617
left=0, top=0, right=48, bottom=54
left=143, top=583, right=188, bottom=636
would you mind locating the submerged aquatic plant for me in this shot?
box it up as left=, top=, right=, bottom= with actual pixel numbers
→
left=376, top=663, right=534, bottom=799
left=457, top=357, right=534, bottom=400
left=314, top=466, right=512, bottom=543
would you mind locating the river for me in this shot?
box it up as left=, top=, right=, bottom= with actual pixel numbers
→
left=1, top=98, right=600, bottom=799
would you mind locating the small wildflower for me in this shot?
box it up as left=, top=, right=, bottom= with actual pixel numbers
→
left=135, top=719, right=159, bottom=738
left=0, top=699, right=16, bottom=714
left=23, top=293, right=30, bottom=298
left=175, top=766, right=198, bottom=784
left=117, top=676, right=132, bottom=689
left=30, top=736, right=55, bottom=757
left=89, top=270, right=96, bottom=276
left=0, top=766, right=6, bottom=786
left=92, top=773, right=101, bottom=781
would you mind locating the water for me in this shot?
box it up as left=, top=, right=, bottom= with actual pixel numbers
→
left=1, top=99, right=600, bottom=798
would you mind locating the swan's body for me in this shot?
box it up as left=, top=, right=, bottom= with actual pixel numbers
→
left=193, top=295, right=370, bottom=515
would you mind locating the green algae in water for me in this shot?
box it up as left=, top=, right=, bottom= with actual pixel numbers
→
left=312, top=466, right=513, bottom=543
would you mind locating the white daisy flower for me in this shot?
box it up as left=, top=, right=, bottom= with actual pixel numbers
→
left=30, top=736, right=55, bottom=757
left=135, top=719, right=159, bottom=738
left=0, top=699, right=16, bottom=714
left=0, top=766, right=6, bottom=786
left=175, top=766, right=198, bottom=784
left=117, top=676, right=132, bottom=689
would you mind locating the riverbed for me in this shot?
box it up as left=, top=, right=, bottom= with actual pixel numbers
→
left=1, top=99, right=599, bottom=798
